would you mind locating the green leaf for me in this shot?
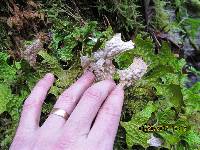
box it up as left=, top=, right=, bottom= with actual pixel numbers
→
left=50, top=21, right=100, bottom=62
left=156, top=107, right=176, bottom=125
left=0, top=52, right=17, bottom=84
left=182, top=84, right=200, bottom=114
left=0, top=84, right=12, bottom=114
left=159, top=132, right=180, bottom=146
left=37, top=51, right=82, bottom=96
left=120, top=35, right=200, bottom=149
left=114, top=35, right=154, bottom=69
left=121, top=101, right=157, bottom=148
left=184, top=128, right=200, bottom=148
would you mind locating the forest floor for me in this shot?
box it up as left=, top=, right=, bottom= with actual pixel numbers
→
left=0, top=0, right=200, bottom=149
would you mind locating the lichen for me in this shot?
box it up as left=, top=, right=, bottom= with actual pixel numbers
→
left=80, top=33, right=148, bottom=88
left=21, top=33, right=49, bottom=66
left=147, top=134, right=162, bottom=147
left=117, top=57, right=148, bottom=87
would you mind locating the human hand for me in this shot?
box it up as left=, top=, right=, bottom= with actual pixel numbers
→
left=10, top=71, right=124, bottom=150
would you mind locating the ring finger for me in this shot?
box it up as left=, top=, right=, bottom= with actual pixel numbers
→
left=41, top=71, right=95, bottom=131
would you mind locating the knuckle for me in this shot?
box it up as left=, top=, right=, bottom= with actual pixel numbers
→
left=34, top=76, right=52, bottom=91
left=84, top=87, right=102, bottom=99
left=100, top=105, right=121, bottom=118
left=13, top=134, right=25, bottom=143
left=77, top=72, right=94, bottom=84
left=23, top=98, right=41, bottom=110
left=10, top=135, right=26, bottom=149
left=34, top=82, right=47, bottom=91
left=17, top=122, right=35, bottom=134
left=110, top=87, right=123, bottom=97
left=99, top=80, right=116, bottom=88
left=105, top=79, right=116, bottom=86
left=57, top=93, right=77, bottom=111
left=56, top=135, right=75, bottom=149
left=56, top=142, right=67, bottom=149
left=84, top=74, right=94, bottom=83
left=59, top=91, right=76, bottom=103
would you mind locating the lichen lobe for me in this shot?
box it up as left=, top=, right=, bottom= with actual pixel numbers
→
left=80, top=33, right=148, bottom=88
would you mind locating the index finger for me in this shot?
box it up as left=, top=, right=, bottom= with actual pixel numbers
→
left=16, top=73, right=54, bottom=134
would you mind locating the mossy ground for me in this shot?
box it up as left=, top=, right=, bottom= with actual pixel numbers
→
left=0, top=0, right=200, bottom=149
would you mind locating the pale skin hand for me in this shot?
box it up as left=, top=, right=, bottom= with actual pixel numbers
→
left=10, top=71, right=124, bottom=150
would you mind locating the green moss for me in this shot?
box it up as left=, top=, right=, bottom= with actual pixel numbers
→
left=152, top=0, right=170, bottom=30
left=119, top=36, right=200, bottom=149
left=186, top=0, right=200, bottom=15
left=0, top=1, right=200, bottom=149
left=97, top=0, right=144, bottom=36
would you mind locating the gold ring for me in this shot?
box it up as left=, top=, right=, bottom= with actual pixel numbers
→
left=50, top=108, right=70, bottom=120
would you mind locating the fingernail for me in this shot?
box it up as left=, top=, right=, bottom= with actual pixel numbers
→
left=107, top=79, right=116, bottom=85
left=82, top=71, right=94, bottom=78
left=117, top=83, right=125, bottom=90
left=77, top=71, right=95, bottom=83
left=45, top=73, right=54, bottom=79
left=83, top=69, right=89, bottom=74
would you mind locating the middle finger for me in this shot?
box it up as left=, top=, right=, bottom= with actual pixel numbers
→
left=62, top=80, right=116, bottom=138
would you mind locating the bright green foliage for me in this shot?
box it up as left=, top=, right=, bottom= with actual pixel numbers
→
left=153, top=0, right=170, bottom=30
left=0, top=19, right=106, bottom=146
left=0, top=52, right=17, bottom=84
left=0, top=84, right=12, bottom=114
left=117, top=36, right=200, bottom=149
left=0, top=20, right=114, bottom=148
left=175, top=0, right=200, bottom=48
left=1, top=0, right=199, bottom=149
left=0, top=52, right=18, bottom=114
left=43, top=1, right=101, bottom=60
left=0, top=52, right=28, bottom=147
left=182, top=82, right=200, bottom=114
left=121, top=102, right=157, bottom=148
left=37, top=51, right=82, bottom=96
left=97, top=0, right=144, bottom=33
left=50, top=21, right=102, bottom=61
left=181, top=18, right=200, bottom=40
